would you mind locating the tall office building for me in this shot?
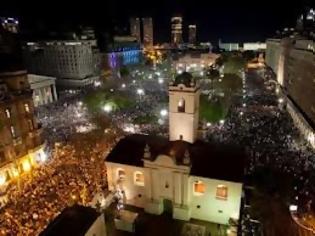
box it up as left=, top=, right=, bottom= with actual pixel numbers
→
left=188, top=25, right=197, bottom=44
left=142, top=18, right=153, bottom=48
left=0, top=70, right=45, bottom=188
left=130, top=18, right=141, bottom=43
left=171, top=16, right=183, bottom=45
left=0, top=17, right=19, bottom=34
left=22, top=40, right=100, bottom=88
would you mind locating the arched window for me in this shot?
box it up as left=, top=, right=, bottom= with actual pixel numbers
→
left=216, top=185, right=228, bottom=200
left=134, top=171, right=144, bottom=186
left=117, top=168, right=126, bottom=180
left=193, top=180, right=205, bottom=195
left=178, top=98, right=185, bottom=112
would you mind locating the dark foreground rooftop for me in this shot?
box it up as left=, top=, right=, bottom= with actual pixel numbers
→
left=106, top=134, right=245, bottom=183
left=39, top=205, right=100, bottom=236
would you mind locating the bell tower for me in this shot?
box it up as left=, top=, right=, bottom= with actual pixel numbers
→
left=168, top=72, right=200, bottom=143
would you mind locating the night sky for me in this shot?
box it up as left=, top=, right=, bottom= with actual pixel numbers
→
left=1, top=0, right=315, bottom=43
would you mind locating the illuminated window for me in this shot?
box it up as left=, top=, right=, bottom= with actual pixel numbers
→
left=193, top=181, right=205, bottom=195
left=24, top=103, right=30, bottom=113
left=216, top=185, right=228, bottom=200
left=178, top=98, right=185, bottom=112
left=10, top=126, right=16, bottom=138
left=134, top=171, right=144, bottom=186
left=117, top=169, right=125, bottom=180
left=5, top=108, right=11, bottom=118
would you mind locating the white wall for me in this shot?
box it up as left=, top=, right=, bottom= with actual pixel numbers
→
left=189, top=176, right=242, bottom=225
left=106, top=162, right=146, bottom=208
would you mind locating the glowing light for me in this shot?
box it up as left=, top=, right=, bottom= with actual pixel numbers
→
left=0, top=175, right=6, bottom=185
left=40, top=152, right=47, bottom=162
left=220, top=74, right=224, bottom=78
left=206, top=122, right=212, bottom=127
left=23, top=161, right=31, bottom=172
left=242, top=103, right=246, bottom=107
left=12, top=169, right=19, bottom=177
left=219, top=119, right=225, bottom=125
left=160, top=109, right=168, bottom=117
left=278, top=98, right=284, bottom=103
left=121, top=83, right=126, bottom=88
left=137, top=88, right=144, bottom=95
left=77, top=101, right=83, bottom=106
left=289, top=205, right=298, bottom=211
left=158, top=78, right=164, bottom=84
left=132, top=80, right=136, bottom=84
left=110, top=89, right=114, bottom=92
left=240, top=111, right=244, bottom=116
left=103, top=104, right=112, bottom=113
left=200, top=71, right=204, bottom=76
left=177, top=70, right=183, bottom=74
left=94, top=81, right=101, bottom=87
left=148, top=74, right=153, bottom=79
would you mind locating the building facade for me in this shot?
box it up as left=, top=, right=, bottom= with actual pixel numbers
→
left=218, top=39, right=239, bottom=51
left=22, top=40, right=100, bottom=88
left=243, top=42, right=266, bottom=51
left=266, top=37, right=315, bottom=148
left=188, top=25, right=197, bottom=45
left=105, top=73, right=244, bottom=225
left=173, top=53, right=220, bottom=75
left=142, top=18, right=153, bottom=48
left=0, top=70, right=45, bottom=195
left=130, top=18, right=141, bottom=43
left=27, top=74, right=58, bottom=107
left=171, top=16, right=183, bottom=45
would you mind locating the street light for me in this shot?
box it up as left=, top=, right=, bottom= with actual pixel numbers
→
left=219, top=119, right=225, bottom=125
left=160, top=109, right=168, bottom=117
left=103, top=104, right=112, bottom=113
left=137, top=88, right=144, bottom=96
left=206, top=122, right=212, bottom=127
left=121, top=83, right=126, bottom=88
left=242, top=103, right=246, bottom=107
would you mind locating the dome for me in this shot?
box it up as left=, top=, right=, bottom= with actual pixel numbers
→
left=173, top=72, right=194, bottom=87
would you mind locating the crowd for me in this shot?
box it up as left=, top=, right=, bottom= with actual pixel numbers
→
left=0, top=136, right=110, bottom=236
left=207, top=70, right=315, bottom=233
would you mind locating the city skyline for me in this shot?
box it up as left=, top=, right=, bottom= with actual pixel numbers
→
left=1, top=0, right=315, bottom=42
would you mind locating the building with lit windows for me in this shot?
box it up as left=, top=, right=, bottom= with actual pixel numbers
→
left=0, top=70, right=45, bottom=199
left=142, top=18, right=153, bottom=48
left=130, top=18, right=141, bottom=43
left=188, top=25, right=197, bottom=45
left=173, top=53, right=220, bottom=75
left=105, top=72, right=244, bottom=225
left=0, top=17, right=19, bottom=34
left=171, top=16, right=183, bottom=45
left=22, top=40, right=100, bottom=88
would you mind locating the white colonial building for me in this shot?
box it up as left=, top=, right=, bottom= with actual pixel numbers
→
left=105, top=72, right=244, bottom=225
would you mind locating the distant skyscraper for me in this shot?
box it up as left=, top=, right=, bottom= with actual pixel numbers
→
left=188, top=25, right=197, bottom=44
left=130, top=17, right=141, bottom=43
left=142, top=18, right=153, bottom=48
left=0, top=17, right=19, bottom=33
left=171, top=16, right=183, bottom=45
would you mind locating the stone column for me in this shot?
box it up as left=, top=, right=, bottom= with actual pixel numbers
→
left=38, top=88, right=44, bottom=106
left=52, top=84, right=58, bottom=101
left=144, top=168, right=152, bottom=200
left=174, top=172, right=182, bottom=205
left=182, top=174, right=189, bottom=205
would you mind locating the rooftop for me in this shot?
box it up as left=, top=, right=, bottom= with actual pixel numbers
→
left=106, top=134, right=245, bottom=182
left=39, top=205, right=100, bottom=236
